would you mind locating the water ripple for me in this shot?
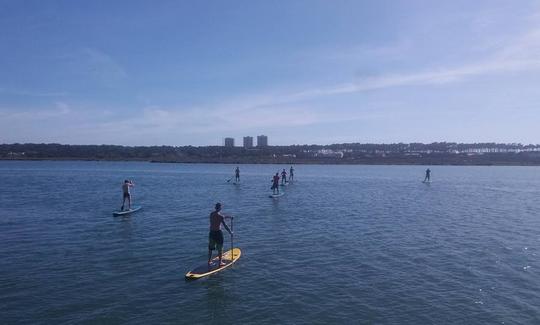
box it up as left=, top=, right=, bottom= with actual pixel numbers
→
left=1, top=161, right=540, bottom=324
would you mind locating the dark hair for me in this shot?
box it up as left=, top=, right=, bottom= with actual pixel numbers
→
left=215, top=202, right=222, bottom=210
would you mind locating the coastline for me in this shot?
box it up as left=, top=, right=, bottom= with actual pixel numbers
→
left=2, top=157, right=540, bottom=166
left=2, top=142, right=540, bottom=166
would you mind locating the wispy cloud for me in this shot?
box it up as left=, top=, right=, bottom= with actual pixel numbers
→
left=0, top=88, right=67, bottom=97
left=285, top=27, right=540, bottom=101
left=59, top=48, right=128, bottom=87
left=0, top=102, right=71, bottom=120
left=62, top=23, right=540, bottom=144
left=4, top=5, right=540, bottom=145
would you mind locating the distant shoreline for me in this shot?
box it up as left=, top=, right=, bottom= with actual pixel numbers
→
left=2, top=157, right=540, bottom=166
left=2, top=142, right=540, bottom=166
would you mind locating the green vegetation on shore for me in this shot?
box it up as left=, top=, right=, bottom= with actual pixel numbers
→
left=2, top=142, right=540, bottom=165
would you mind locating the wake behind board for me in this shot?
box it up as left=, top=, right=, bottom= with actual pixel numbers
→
left=185, top=248, right=241, bottom=280
left=269, top=192, right=284, bottom=198
left=113, top=206, right=142, bottom=216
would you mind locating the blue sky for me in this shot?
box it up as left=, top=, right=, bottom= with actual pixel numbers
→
left=1, top=0, right=540, bottom=146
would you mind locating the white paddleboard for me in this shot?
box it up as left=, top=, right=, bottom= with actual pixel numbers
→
left=113, top=206, right=142, bottom=216
left=269, top=192, right=284, bottom=198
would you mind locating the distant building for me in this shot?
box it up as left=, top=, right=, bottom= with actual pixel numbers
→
left=257, top=135, right=268, bottom=147
left=315, top=149, right=344, bottom=158
left=224, top=137, right=235, bottom=147
left=243, top=136, right=253, bottom=149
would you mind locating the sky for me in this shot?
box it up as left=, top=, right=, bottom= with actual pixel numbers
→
left=1, top=0, right=540, bottom=146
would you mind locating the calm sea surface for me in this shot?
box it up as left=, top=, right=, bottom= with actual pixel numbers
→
left=1, top=161, right=540, bottom=324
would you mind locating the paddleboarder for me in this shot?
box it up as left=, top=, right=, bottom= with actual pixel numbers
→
left=281, top=169, right=287, bottom=185
left=424, top=168, right=431, bottom=182
left=208, top=203, right=233, bottom=267
left=289, top=166, right=294, bottom=182
left=235, top=166, right=240, bottom=183
left=271, top=173, right=280, bottom=194
left=120, top=179, right=134, bottom=211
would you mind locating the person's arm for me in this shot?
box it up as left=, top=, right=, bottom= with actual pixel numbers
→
left=221, top=219, right=233, bottom=235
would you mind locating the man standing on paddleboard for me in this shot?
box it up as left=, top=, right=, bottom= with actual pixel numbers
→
left=424, top=168, right=431, bottom=182
left=120, top=179, right=134, bottom=211
left=281, top=169, right=287, bottom=185
left=289, top=166, right=294, bottom=182
left=235, top=166, right=240, bottom=183
left=271, top=172, right=280, bottom=194
left=208, top=203, right=233, bottom=267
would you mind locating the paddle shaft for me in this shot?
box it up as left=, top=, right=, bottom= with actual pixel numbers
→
left=230, top=217, right=234, bottom=260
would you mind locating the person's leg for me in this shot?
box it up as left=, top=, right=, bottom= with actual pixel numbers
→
left=127, top=194, right=131, bottom=210
left=208, top=234, right=215, bottom=266
left=218, top=248, right=224, bottom=266
left=217, top=235, right=225, bottom=266
left=121, top=195, right=126, bottom=210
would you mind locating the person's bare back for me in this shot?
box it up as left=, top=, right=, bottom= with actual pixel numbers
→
left=209, top=211, right=224, bottom=231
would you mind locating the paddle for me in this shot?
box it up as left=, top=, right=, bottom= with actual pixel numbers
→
left=226, top=177, right=233, bottom=183
left=129, top=180, right=135, bottom=210
left=230, top=217, right=234, bottom=261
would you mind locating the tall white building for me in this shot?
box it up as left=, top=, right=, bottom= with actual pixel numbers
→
left=243, top=136, right=253, bottom=148
left=224, top=137, right=235, bottom=147
left=257, top=135, right=268, bottom=147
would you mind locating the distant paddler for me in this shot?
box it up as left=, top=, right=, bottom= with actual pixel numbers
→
left=235, top=166, right=240, bottom=183
left=289, top=166, right=294, bottom=182
left=281, top=169, right=287, bottom=185
left=120, top=179, right=134, bottom=211
left=424, top=168, right=431, bottom=182
left=208, top=203, right=233, bottom=267
left=271, top=172, right=280, bottom=194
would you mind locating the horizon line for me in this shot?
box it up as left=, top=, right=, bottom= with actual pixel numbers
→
left=2, top=141, right=540, bottom=148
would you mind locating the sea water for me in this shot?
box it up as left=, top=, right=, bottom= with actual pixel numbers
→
left=1, top=161, right=540, bottom=324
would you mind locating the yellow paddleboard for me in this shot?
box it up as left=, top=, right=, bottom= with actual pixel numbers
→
left=185, top=248, right=241, bottom=280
